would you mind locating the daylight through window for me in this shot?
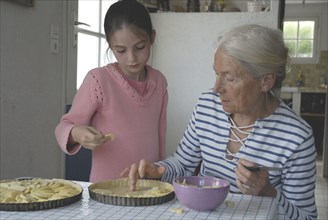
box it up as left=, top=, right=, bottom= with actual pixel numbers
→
left=77, top=0, right=117, bottom=89
left=283, top=18, right=318, bottom=64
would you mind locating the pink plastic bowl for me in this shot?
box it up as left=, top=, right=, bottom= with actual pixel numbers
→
left=173, top=176, right=230, bottom=211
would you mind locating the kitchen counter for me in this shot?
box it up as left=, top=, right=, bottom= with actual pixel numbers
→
left=281, top=86, right=327, bottom=93
left=281, top=86, right=327, bottom=115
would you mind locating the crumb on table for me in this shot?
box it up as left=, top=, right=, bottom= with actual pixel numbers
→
left=170, top=207, right=185, bottom=214
left=225, top=200, right=235, bottom=208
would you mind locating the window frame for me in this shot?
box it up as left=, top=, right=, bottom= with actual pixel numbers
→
left=76, top=0, right=117, bottom=89
left=283, top=16, right=320, bottom=64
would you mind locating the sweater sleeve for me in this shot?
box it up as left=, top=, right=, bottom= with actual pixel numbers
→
left=55, top=71, right=101, bottom=154
left=158, top=86, right=168, bottom=160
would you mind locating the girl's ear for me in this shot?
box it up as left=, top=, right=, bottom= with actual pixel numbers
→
left=261, top=73, right=276, bottom=92
left=151, top=29, right=156, bottom=44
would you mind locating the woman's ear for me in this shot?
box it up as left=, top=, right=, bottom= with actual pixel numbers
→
left=151, top=29, right=156, bottom=44
left=261, top=73, right=276, bottom=92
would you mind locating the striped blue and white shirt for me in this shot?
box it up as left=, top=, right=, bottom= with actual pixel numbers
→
left=158, top=90, right=317, bottom=220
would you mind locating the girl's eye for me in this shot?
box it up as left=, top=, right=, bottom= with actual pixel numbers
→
left=136, top=45, right=145, bottom=50
left=116, top=50, right=125, bottom=54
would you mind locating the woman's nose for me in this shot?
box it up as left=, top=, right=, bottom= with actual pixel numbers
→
left=214, top=77, right=224, bottom=93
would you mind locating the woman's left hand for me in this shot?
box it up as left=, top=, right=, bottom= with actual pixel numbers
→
left=235, top=158, right=277, bottom=197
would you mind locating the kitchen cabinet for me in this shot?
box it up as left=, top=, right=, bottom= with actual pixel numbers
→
left=281, top=87, right=327, bottom=160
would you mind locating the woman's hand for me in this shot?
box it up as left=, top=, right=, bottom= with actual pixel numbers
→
left=120, top=159, right=166, bottom=191
left=235, top=158, right=277, bottom=197
left=70, top=125, right=114, bottom=150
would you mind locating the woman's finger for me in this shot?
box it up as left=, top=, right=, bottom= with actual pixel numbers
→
left=235, top=164, right=253, bottom=186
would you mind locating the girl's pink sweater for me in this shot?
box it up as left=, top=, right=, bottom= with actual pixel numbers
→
left=55, top=64, right=168, bottom=182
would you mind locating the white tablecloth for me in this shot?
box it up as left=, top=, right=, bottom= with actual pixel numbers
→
left=1, top=181, right=284, bottom=219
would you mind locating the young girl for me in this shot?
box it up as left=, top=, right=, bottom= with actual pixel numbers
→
left=55, top=0, right=168, bottom=183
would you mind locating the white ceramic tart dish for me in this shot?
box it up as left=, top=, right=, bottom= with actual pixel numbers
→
left=0, top=178, right=83, bottom=211
left=88, top=178, right=175, bottom=206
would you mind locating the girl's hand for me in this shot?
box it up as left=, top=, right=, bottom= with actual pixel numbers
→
left=120, top=159, right=166, bottom=191
left=70, top=125, right=114, bottom=150
left=235, top=158, right=277, bottom=197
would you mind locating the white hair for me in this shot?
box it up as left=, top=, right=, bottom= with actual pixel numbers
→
left=217, top=24, right=290, bottom=96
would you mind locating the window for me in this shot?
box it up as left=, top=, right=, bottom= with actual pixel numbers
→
left=77, top=0, right=117, bottom=89
left=283, top=17, right=319, bottom=64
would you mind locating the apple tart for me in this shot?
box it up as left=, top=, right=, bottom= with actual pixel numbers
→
left=0, top=178, right=83, bottom=211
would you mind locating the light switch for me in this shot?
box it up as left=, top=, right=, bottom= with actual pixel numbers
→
left=51, top=24, right=59, bottom=40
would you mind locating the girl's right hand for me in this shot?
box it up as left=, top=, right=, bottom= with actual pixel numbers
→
left=120, top=159, right=166, bottom=191
left=70, top=125, right=114, bottom=150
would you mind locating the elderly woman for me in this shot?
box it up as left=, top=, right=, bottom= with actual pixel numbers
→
left=121, top=24, right=317, bottom=219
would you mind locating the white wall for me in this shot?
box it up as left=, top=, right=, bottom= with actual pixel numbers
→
left=0, top=0, right=65, bottom=179
left=168, top=1, right=328, bottom=51
left=150, top=2, right=280, bottom=156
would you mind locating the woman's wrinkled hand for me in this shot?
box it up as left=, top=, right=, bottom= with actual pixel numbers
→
left=120, top=159, right=166, bottom=191
left=70, top=125, right=114, bottom=150
left=235, top=158, right=276, bottom=197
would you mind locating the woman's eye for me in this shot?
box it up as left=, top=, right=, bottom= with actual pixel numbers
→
left=116, top=50, right=125, bottom=54
left=226, top=76, right=235, bottom=82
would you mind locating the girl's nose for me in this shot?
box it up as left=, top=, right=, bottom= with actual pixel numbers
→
left=127, top=50, right=136, bottom=62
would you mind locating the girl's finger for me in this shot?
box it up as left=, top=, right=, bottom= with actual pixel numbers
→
left=129, top=163, right=140, bottom=191
left=138, top=159, right=147, bottom=179
left=105, top=133, right=115, bottom=141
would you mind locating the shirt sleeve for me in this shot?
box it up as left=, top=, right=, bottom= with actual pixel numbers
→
left=276, top=133, right=317, bottom=220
